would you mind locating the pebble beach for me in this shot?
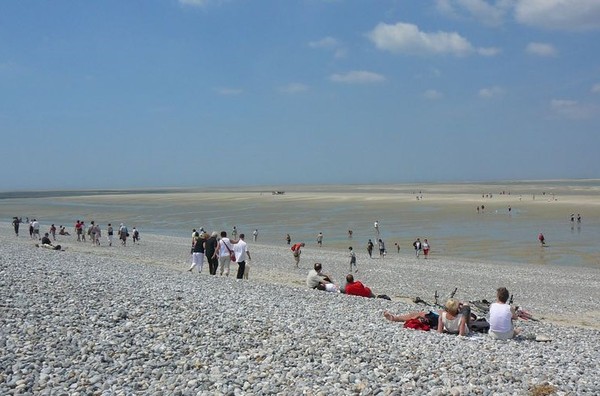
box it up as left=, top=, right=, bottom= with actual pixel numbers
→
left=1, top=223, right=599, bottom=395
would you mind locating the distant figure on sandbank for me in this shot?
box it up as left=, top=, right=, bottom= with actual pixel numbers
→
left=538, top=233, right=545, bottom=246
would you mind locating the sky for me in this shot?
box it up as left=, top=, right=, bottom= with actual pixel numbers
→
left=1, top=0, right=599, bottom=190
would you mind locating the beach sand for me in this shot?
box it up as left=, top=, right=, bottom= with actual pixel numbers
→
left=3, top=181, right=600, bottom=267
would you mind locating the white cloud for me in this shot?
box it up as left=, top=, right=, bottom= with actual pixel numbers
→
left=279, top=83, right=309, bottom=94
left=330, top=71, right=386, bottom=84
left=478, top=47, right=502, bottom=56
left=551, top=99, right=598, bottom=119
left=591, top=83, right=600, bottom=94
left=179, top=0, right=211, bottom=6
left=423, top=89, right=444, bottom=100
left=526, top=42, right=557, bottom=57
left=308, top=37, right=339, bottom=49
left=515, top=0, right=600, bottom=31
left=215, top=87, right=243, bottom=96
left=479, top=86, right=505, bottom=98
left=309, top=36, right=347, bottom=59
left=367, top=22, right=474, bottom=56
left=436, top=0, right=512, bottom=27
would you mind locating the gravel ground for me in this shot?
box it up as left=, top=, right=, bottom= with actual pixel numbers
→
left=1, top=224, right=599, bottom=395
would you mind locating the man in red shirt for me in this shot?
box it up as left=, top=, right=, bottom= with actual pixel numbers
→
left=343, top=274, right=375, bottom=298
left=291, top=242, right=305, bottom=267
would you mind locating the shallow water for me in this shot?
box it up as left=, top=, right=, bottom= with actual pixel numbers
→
left=1, top=182, right=599, bottom=268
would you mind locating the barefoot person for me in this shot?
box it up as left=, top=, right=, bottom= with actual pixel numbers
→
left=306, top=263, right=338, bottom=292
left=291, top=242, right=305, bottom=267
left=348, top=246, right=357, bottom=273
left=437, top=299, right=471, bottom=336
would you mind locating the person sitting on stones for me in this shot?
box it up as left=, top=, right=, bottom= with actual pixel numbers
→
left=306, top=263, right=338, bottom=292
left=36, top=233, right=62, bottom=250
left=343, top=274, right=375, bottom=298
left=488, top=287, right=521, bottom=340
left=437, top=299, right=471, bottom=336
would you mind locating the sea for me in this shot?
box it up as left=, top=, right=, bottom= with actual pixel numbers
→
left=1, top=181, right=599, bottom=268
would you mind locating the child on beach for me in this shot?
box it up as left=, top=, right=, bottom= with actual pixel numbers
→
left=349, top=247, right=357, bottom=273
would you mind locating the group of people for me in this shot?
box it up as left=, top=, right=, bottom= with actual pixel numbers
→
left=13, top=217, right=139, bottom=248
left=188, top=229, right=251, bottom=280
left=384, top=287, right=521, bottom=339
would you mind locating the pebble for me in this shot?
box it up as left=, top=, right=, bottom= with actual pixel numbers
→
left=1, top=224, right=599, bottom=394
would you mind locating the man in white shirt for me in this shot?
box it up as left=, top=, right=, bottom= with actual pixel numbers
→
left=233, top=233, right=251, bottom=279
left=32, top=219, right=40, bottom=240
left=218, top=231, right=234, bottom=276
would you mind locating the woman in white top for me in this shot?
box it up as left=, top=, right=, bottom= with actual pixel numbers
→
left=437, top=299, right=471, bottom=336
left=489, top=287, right=521, bottom=340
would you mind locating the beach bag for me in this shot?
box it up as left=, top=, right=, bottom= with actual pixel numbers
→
left=403, top=318, right=430, bottom=331
left=470, top=318, right=490, bottom=333
left=224, top=242, right=236, bottom=262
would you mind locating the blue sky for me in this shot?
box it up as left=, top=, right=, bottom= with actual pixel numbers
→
left=1, top=0, right=599, bottom=190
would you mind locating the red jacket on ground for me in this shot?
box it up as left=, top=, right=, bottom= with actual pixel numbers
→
left=345, top=281, right=373, bottom=298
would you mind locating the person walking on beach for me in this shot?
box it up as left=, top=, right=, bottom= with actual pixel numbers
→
left=75, top=220, right=82, bottom=241
left=32, top=219, right=40, bottom=240
left=107, top=223, right=114, bottom=246
left=80, top=221, right=86, bottom=242
left=188, top=231, right=206, bottom=273
left=374, top=220, right=380, bottom=238
left=12, top=217, right=20, bottom=236
left=291, top=242, right=305, bottom=267
left=132, top=227, right=140, bottom=244
left=89, top=221, right=97, bottom=245
left=349, top=247, right=357, bottom=273
left=49, top=224, right=57, bottom=241
left=119, top=223, right=128, bottom=246
left=538, top=233, right=545, bottom=246
left=317, top=232, right=323, bottom=247
left=413, top=238, right=422, bottom=258
left=378, top=239, right=386, bottom=258
left=253, top=229, right=258, bottom=242
left=205, top=231, right=219, bottom=275
left=286, top=233, right=291, bottom=245
left=394, top=242, right=400, bottom=254
left=233, top=233, right=251, bottom=279
left=231, top=226, right=238, bottom=240
left=422, top=239, right=430, bottom=259
left=217, top=231, right=234, bottom=276
left=94, top=223, right=101, bottom=246
left=367, top=239, right=374, bottom=258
